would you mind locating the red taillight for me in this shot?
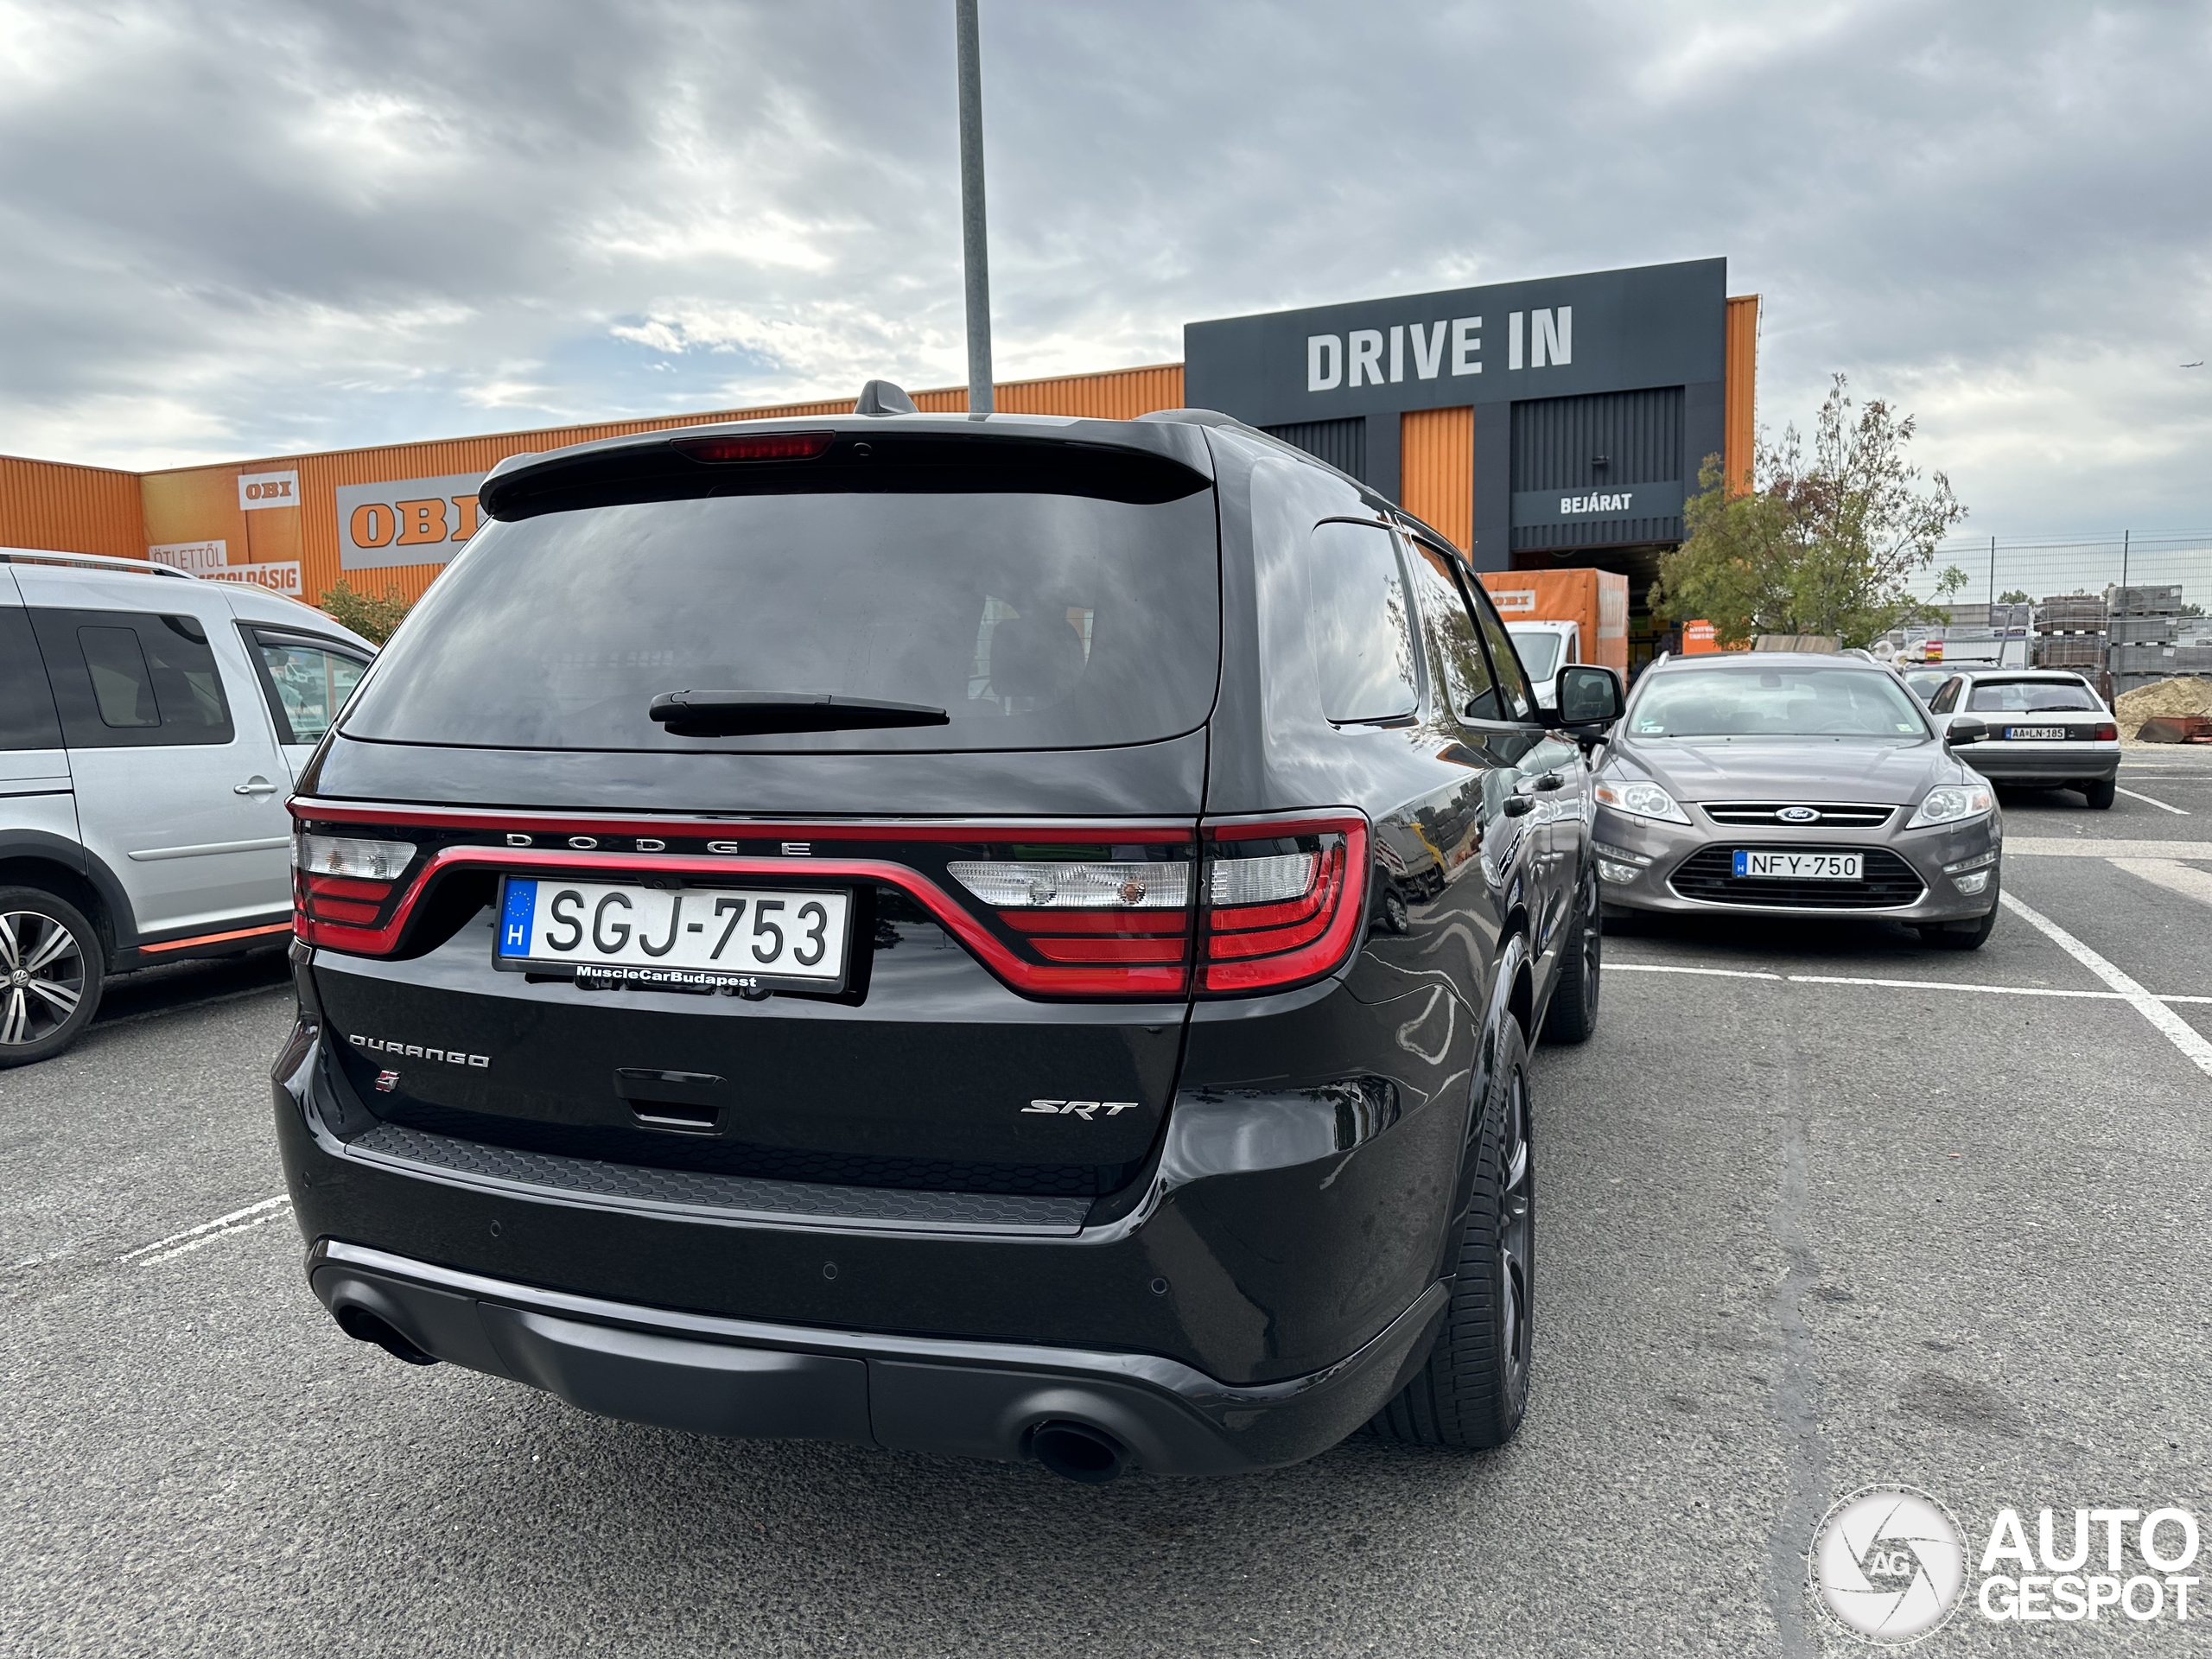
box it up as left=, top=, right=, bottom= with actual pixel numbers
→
left=671, top=431, right=834, bottom=463
left=2094, top=722, right=2119, bottom=741
left=1198, top=815, right=1368, bottom=995
left=291, top=827, right=420, bottom=950
left=945, top=849, right=1194, bottom=994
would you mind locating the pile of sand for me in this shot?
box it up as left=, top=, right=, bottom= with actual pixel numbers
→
left=2115, top=675, right=2212, bottom=742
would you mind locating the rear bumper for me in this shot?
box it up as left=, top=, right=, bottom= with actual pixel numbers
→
left=1966, top=746, right=2120, bottom=784
left=309, top=1239, right=1445, bottom=1475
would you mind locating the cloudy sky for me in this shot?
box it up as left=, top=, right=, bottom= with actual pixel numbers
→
left=3, top=0, right=2208, bottom=543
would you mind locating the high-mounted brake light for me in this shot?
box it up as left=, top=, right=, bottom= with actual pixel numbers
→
left=1198, top=815, right=1368, bottom=994
left=671, top=431, right=835, bottom=464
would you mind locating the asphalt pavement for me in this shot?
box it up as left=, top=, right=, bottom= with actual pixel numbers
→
left=3, top=763, right=2208, bottom=1656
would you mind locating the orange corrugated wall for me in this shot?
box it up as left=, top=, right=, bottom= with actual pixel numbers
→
left=1724, top=295, right=1759, bottom=494
left=137, top=365, right=1187, bottom=607
left=1398, top=406, right=1475, bottom=554
left=0, top=455, right=145, bottom=558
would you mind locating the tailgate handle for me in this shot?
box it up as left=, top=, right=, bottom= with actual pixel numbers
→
left=615, top=1068, right=728, bottom=1135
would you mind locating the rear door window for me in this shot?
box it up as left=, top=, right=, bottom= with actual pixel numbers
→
left=249, top=632, right=370, bottom=744
left=1464, top=577, right=1537, bottom=721
left=1402, top=539, right=1496, bottom=721
left=31, top=609, right=236, bottom=747
left=340, top=476, right=1218, bottom=753
left=1307, top=521, right=1418, bottom=724
left=0, top=609, right=64, bottom=750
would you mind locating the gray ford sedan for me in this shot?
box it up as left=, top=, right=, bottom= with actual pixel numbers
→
left=1591, top=652, right=2002, bottom=949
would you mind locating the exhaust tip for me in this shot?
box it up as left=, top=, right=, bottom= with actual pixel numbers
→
left=1031, top=1420, right=1128, bottom=1485
left=334, top=1302, right=439, bottom=1366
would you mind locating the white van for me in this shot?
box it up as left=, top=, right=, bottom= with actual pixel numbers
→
left=0, top=549, right=376, bottom=1064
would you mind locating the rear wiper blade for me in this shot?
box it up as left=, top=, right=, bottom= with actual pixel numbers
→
left=648, top=690, right=950, bottom=737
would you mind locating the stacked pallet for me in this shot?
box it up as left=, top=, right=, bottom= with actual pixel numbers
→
left=2109, top=584, right=2185, bottom=696
left=2033, top=593, right=2107, bottom=671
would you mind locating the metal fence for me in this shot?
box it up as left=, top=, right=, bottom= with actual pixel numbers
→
left=1893, top=531, right=2212, bottom=695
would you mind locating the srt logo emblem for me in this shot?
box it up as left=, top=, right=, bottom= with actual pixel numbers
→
left=1778, top=806, right=1821, bottom=823
left=1023, top=1100, right=1139, bottom=1119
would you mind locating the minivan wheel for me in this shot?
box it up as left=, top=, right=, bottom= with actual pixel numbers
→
left=1541, top=868, right=1601, bottom=1045
left=1369, top=1017, right=1533, bottom=1449
left=0, top=887, right=104, bottom=1068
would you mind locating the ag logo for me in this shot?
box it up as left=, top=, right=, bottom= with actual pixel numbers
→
left=1778, top=805, right=1821, bottom=823
left=1809, top=1484, right=1967, bottom=1644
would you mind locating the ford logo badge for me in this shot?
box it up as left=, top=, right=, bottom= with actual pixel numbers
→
left=1778, top=806, right=1821, bottom=823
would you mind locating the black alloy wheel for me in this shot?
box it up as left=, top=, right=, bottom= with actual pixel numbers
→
left=1541, top=866, right=1602, bottom=1044
left=1369, top=1015, right=1534, bottom=1449
left=0, top=887, right=104, bottom=1067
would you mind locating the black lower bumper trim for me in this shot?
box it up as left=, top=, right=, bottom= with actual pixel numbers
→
left=309, top=1240, right=1449, bottom=1475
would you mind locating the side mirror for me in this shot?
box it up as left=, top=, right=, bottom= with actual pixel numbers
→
left=1946, top=716, right=1988, bottom=746
left=1551, top=664, right=1624, bottom=728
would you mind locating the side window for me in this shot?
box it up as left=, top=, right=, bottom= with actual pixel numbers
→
left=30, top=608, right=236, bottom=748
left=1463, top=576, right=1537, bottom=721
left=0, top=609, right=65, bottom=750
left=1929, top=678, right=1958, bottom=714
left=1306, top=521, right=1418, bottom=723
left=251, top=633, right=369, bottom=745
left=1402, top=539, right=1496, bottom=723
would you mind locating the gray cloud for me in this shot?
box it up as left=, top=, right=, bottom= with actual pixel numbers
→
left=1, top=0, right=2206, bottom=537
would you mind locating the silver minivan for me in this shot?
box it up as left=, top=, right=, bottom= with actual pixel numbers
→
left=1, top=549, right=375, bottom=1064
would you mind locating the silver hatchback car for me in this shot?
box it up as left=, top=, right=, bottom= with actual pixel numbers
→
left=1923, top=669, right=2120, bottom=809
left=1592, top=652, right=2003, bottom=949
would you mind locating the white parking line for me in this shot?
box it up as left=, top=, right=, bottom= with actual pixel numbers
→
left=2116, top=785, right=2190, bottom=816
left=1608, top=962, right=2212, bottom=1003
left=118, top=1195, right=291, bottom=1266
left=1998, top=893, right=2212, bottom=1080
left=2006, top=838, right=2212, bottom=858
left=2109, top=858, right=2212, bottom=909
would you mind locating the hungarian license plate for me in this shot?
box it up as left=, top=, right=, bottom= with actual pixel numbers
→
left=1733, top=850, right=1862, bottom=880
left=494, top=877, right=851, bottom=992
left=2005, top=726, right=2067, bottom=741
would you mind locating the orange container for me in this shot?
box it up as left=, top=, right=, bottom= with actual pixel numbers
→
left=1478, top=569, right=1630, bottom=676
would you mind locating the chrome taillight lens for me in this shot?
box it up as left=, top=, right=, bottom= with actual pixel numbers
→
left=291, top=831, right=418, bottom=938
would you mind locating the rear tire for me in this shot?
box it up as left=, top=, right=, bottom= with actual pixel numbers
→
left=0, top=887, right=105, bottom=1068
left=1541, top=868, right=1601, bottom=1045
left=2081, top=778, right=2116, bottom=810
left=1369, top=1018, right=1533, bottom=1449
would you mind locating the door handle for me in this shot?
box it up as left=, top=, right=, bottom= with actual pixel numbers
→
left=234, top=777, right=279, bottom=797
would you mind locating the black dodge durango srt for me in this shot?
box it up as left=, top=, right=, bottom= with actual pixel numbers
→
left=275, top=388, right=1624, bottom=1482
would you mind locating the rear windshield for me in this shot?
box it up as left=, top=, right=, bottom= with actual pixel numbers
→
left=1629, top=665, right=1929, bottom=738
left=1508, top=629, right=1564, bottom=681
left=1966, top=679, right=2098, bottom=713
left=340, top=486, right=1219, bottom=753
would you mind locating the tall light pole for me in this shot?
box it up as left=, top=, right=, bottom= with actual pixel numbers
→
left=956, top=0, right=993, bottom=415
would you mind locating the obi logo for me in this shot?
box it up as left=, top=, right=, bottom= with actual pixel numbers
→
left=336, top=470, right=487, bottom=571
left=238, top=470, right=299, bottom=511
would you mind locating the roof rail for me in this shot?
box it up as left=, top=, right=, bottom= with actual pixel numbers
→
left=0, top=547, right=193, bottom=580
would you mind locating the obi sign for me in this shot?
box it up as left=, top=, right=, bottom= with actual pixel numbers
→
left=337, top=472, right=486, bottom=570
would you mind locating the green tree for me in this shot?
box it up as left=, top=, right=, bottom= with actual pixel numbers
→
left=1998, top=589, right=2031, bottom=605
left=318, top=578, right=413, bottom=645
left=1650, top=374, right=1969, bottom=648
